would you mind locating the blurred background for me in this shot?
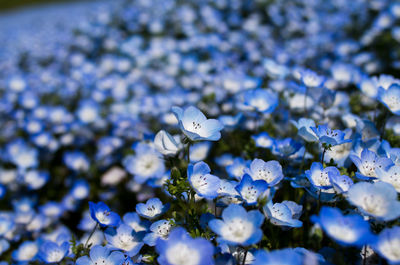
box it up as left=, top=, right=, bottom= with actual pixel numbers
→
left=0, top=0, right=78, bottom=10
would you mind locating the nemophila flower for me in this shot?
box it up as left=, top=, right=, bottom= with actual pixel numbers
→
left=76, top=245, right=125, bottom=265
left=6, top=139, right=38, bottom=170
left=263, top=58, right=289, bottom=79
left=218, top=179, right=240, bottom=197
left=123, top=142, right=165, bottom=184
left=311, top=207, right=374, bottom=246
left=253, top=249, right=303, bottom=265
left=76, top=100, right=100, bottom=123
left=378, top=84, right=400, bottom=115
left=347, top=181, right=400, bottom=221
left=252, top=132, right=274, bottom=149
left=154, top=130, right=182, bottom=156
left=26, top=213, right=48, bottom=232
left=155, top=227, right=214, bottom=265
left=105, top=224, right=144, bottom=257
left=0, top=216, right=14, bottom=236
left=209, top=204, right=264, bottom=246
left=143, top=219, right=173, bottom=246
left=235, top=174, right=268, bottom=205
left=263, top=201, right=303, bottom=228
left=218, top=113, right=243, bottom=130
left=187, top=161, right=220, bottom=199
left=300, top=69, right=325, bottom=88
left=226, top=157, right=250, bottom=180
left=136, top=198, right=169, bottom=220
left=215, top=154, right=234, bottom=167
left=40, top=201, right=65, bottom=219
left=70, top=179, right=90, bottom=200
left=358, top=74, right=400, bottom=99
left=272, top=138, right=303, bottom=157
left=349, top=148, right=393, bottom=180
left=305, top=162, right=340, bottom=190
left=376, top=164, right=400, bottom=192
left=323, top=135, right=352, bottom=167
left=0, top=239, right=9, bottom=256
left=171, top=106, right=224, bottom=141
left=123, top=212, right=149, bottom=232
left=38, top=241, right=69, bottom=264
left=291, top=118, right=318, bottom=142
left=12, top=241, right=39, bottom=263
left=244, top=159, right=284, bottom=186
left=63, top=151, right=90, bottom=172
left=23, top=170, right=49, bottom=190
left=89, top=201, right=121, bottom=227
left=189, top=141, right=212, bottom=162
left=329, top=173, right=353, bottom=194
left=311, top=124, right=352, bottom=146
left=242, top=88, right=279, bottom=113
left=372, top=226, right=400, bottom=264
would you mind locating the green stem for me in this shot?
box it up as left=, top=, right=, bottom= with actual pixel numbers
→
left=242, top=248, right=248, bottom=265
left=321, top=147, right=326, bottom=164
left=186, top=142, right=191, bottom=162
left=84, top=223, right=99, bottom=248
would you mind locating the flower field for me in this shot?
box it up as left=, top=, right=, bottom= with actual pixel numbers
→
left=0, top=0, right=400, bottom=264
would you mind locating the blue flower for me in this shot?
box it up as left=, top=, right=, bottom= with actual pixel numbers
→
left=311, top=207, right=375, bottom=246
left=244, top=159, right=284, bottom=186
left=347, top=181, right=400, bottom=221
left=76, top=245, right=125, bottom=265
left=376, top=164, right=400, bottom=192
left=136, top=198, right=169, bottom=220
left=349, top=148, right=394, bottom=180
left=300, top=69, right=325, bottom=88
left=209, top=204, right=264, bottom=246
left=305, top=162, right=339, bottom=189
left=123, top=212, right=150, bottom=232
left=372, top=226, right=400, bottom=264
left=0, top=239, right=9, bottom=257
left=154, top=130, right=183, bottom=156
left=123, top=142, right=165, bottom=184
left=272, top=138, right=303, bottom=157
left=378, top=84, right=400, bottom=115
left=171, top=106, right=224, bottom=141
left=329, top=173, right=353, bottom=194
left=263, top=200, right=303, bottom=228
left=187, top=161, right=220, bottom=199
left=105, top=224, right=144, bottom=257
left=0, top=216, right=14, bottom=237
left=189, top=142, right=212, bottom=162
left=23, top=170, right=49, bottom=190
left=143, top=219, right=173, bottom=246
left=235, top=174, right=269, bottom=205
left=6, top=139, right=38, bottom=170
left=63, top=151, right=90, bottom=172
left=311, top=124, right=352, bottom=146
left=252, top=132, right=274, bottom=149
left=38, top=241, right=69, bottom=264
left=243, top=88, right=279, bottom=114
left=70, top=179, right=90, bottom=200
left=253, top=249, right=303, bottom=265
left=225, top=157, right=250, bottom=180
left=155, top=227, right=214, bottom=265
left=218, top=113, right=243, bottom=130
left=290, top=118, right=318, bottom=142
left=89, top=201, right=121, bottom=228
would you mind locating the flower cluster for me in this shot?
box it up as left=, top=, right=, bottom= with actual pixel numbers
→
left=0, top=0, right=400, bottom=264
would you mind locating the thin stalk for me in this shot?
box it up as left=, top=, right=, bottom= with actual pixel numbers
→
left=242, top=248, right=248, bottom=265
left=84, top=223, right=99, bottom=248
left=321, top=147, right=326, bottom=164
